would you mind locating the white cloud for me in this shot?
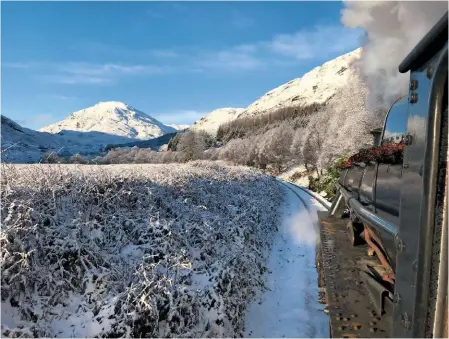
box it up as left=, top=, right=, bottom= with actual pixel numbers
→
left=195, top=24, right=361, bottom=72
left=268, top=25, right=362, bottom=60
left=73, top=42, right=179, bottom=59
left=6, top=24, right=361, bottom=80
left=52, top=75, right=114, bottom=85
left=58, top=62, right=169, bottom=76
left=197, top=44, right=265, bottom=71
left=3, top=62, right=32, bottom=69
left=50, top=94, right=78, bottom=100
left=6, top=60, right=172, bottom=85
left=35, top=62, right=172, bottom=85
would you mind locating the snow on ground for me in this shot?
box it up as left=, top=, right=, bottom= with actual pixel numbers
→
left=295, top=185, right=332, bottom=209
left=167, top=124, right=190, bottom=131
left=244, top=181, right=329, bottom=338
left=0, top=161, right=283, bottom=338
left=239, top=49, right=363, bottom=118
left=277, top=165, right=312, bottom=188
left=190, top=108, right=244, bottom=136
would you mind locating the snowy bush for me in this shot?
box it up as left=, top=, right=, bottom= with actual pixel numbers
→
left=0, top=162, right=283, bottom=338
left=40, top=152, right=65, bottom=164
left=69, top=153, right=88, bottom=164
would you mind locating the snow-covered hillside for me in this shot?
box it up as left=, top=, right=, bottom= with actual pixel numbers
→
left=1, top=115, right=138, bottom=163
left=40, top=101, right=176, bottom=140
left=213, top=48, right=384, bottom=164
left=239, top=48, right=364, bottom=117
left=167, top=124, right=190, bottom=131
left=190, top=108, right=244, bottom=136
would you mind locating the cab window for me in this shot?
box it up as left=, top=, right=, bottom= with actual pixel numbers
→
left=381, top=97, right=409, bottom=145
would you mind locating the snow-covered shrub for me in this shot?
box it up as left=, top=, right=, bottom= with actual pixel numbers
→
left=1, top=162, right=283, bottom=338
left=40, top=151, right=65, bottom=164
left=69, top=153, right=88, bottom=164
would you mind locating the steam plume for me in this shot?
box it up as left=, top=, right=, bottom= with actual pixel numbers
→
left=341, top=1, right=447, bottom=109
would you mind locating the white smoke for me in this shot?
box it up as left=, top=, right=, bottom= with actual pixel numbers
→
left=341, top=1, right=447, bottom=110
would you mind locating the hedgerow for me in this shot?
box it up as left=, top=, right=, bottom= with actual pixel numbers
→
left=1, top=162, right=283, bottom=338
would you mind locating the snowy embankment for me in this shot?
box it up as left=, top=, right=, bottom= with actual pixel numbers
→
left=0, top=161, right=283, bottom=338
left=244, top=181, right=329, bottom=338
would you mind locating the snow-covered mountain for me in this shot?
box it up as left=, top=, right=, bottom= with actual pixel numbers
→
left=189, top=48, right=375, bottom=143
left=1, top=116, right=96, bottom=163
left=190, top=108, right=244, bottom=136
left=193, top=48, right=383, bottom=164
left=40, top=101, right=176, bottom=141
left=239, top=48, right=364, bottom=118
left=167, top=124, right=190, bottom=131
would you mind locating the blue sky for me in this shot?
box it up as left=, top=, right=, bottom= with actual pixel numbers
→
left=2, top=1, right=361, bottom=129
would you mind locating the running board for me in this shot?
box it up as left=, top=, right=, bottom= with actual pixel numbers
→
left=317, top=211, right=393, bottom=338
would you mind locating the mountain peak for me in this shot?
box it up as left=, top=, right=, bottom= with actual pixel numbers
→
left=94, top=101, right=132, bottom=111
left=40, top=102, right=175, bottom=140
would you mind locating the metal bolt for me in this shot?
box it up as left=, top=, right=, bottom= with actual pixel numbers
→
left=352, top=324, right=361, bottom=330
left=410, top=92, right=418, bottom=104
left=419, top=164, right=424, bottom=177
left=350, top=314, right=357, bottom=318
left=393, top=293, right=401, bottom=305
left=410, top=80, right=418, bottom=90
left=404, top=134, right=413, bottom=145
left=336, top=316, right=341, bottom=321
left=395, top=234, right=405, bottom=252
left=370, top=327, right=377, bottom=333
left=367, top=248, right=375, bottom=257
left=338, top=325, right=346, bottom=331
left=369, top=321, right=376, bottom=326
left=401, top=312, right=411, bottom=329
left=427, top=67, right=433, bottom=79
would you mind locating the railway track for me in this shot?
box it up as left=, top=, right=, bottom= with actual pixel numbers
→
left=276, top=179, right=330, bottom=213
left=278, top=179, right=393, bottom=338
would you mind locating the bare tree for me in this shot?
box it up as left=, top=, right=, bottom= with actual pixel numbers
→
left=261, top=124, right=294, bottom=172
left=176, top=131, right=209, bottom=162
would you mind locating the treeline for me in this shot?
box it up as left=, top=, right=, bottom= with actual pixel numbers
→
left=40, top=130, right=217, bottom=165
left=41, top=103, right=334, bottom=176
left=41, top=100, right=385, bottom=192
left=45, top=120, right=330, bottom=178
left=216, top=103, right=323, bottom=142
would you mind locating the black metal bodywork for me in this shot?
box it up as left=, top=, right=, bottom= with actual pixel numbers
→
left=335, top=11, right=448, bottom=337
left=337, top=96, right=409, bottom=271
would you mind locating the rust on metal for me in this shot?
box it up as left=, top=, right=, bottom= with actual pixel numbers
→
left=316, top=211, right=392, bottom=338
left=351, top=322, right=361, bottom=330
left=364, top=227, right=396, bottom=283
